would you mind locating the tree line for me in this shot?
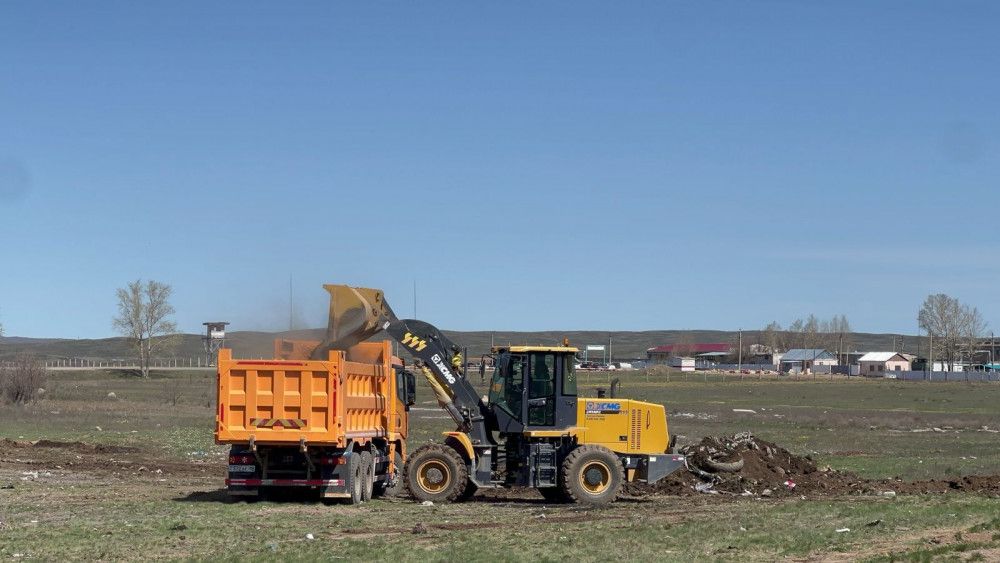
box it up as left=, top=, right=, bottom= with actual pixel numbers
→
left=760, top=314, right=853, bottom=359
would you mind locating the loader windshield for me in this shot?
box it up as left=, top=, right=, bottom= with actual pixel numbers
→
left=489, top=353, right=525, bottom=420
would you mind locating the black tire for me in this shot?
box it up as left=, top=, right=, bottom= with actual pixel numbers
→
left=538, top=486, right=569, bottom=503
left=360, top=450, right=375, bottom=502
left=560, top=445, right=624, bottom=506
left=458, top=480, right=478, bottom=501
left=405, top=443, right=469, bottom=503
left=374, top=451, right=404, bottom=498
left=345, top=451, right=363, bottom=505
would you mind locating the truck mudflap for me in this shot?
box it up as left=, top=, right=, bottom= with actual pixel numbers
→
left=637, top=454, right=686, bottom=484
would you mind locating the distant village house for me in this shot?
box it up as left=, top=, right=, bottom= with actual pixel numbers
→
left=858, top=352, right=912, bottom=376
left=779, top=349, right=838, bottom=372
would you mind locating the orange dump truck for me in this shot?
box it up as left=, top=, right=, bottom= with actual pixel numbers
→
left=215, top=340, right=415, bottom=503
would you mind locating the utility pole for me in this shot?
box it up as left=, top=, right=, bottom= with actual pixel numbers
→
left=413, top=279, right=417, bottom=319
left=928, top=332, right=933, bottom=381
left=839, top=332, right=844, bottom=370
left=737, top=329, right=743, bottom=372
left=288, top=274, right=293, bottom=332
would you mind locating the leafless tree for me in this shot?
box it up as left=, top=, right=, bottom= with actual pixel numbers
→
left=112, top=279, right=178, bottom=378
left=826, top=314, right=852, bottom=363
left=1, top=353, right=46, bottom=404
left=788, top=318, right=805, bottom=348
left=918, top=293, right=987, bottom=371
left=672, top=334, right=697, bottom=358
left=762, top=321, right=782, bottom=353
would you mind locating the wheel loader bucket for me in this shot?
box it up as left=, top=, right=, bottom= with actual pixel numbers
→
left=309, top=285, right=397, bottom=359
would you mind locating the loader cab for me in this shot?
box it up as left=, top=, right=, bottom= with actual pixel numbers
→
left=488, top=346, right=578, bottom=433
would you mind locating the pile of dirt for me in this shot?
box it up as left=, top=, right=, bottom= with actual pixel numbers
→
left=0, top=438, right=135, bottom=455
left=624, top=432, right=1000, bottom=498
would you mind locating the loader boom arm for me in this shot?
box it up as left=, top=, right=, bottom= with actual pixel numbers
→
left=314, top=285, right=494, bottom=446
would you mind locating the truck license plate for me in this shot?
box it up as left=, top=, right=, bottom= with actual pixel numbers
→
left=228, top=464, right=256, bottom=473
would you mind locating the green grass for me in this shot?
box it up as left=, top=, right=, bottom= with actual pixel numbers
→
left=2, top=368, right=1000, bottom=561
left=2, top=482, right=1000, bottom=561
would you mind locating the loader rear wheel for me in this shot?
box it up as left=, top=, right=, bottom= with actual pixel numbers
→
left=538, top=486, right=569, bottom=503
left=458, top=480, right=478, bottom=501
left=360, top=451, right=375, bottom=502
left=346, top=451, right=363, bottom=505
left=560, top=445, right=623, bottom=506
left=406, top=443, right=469, bottom=503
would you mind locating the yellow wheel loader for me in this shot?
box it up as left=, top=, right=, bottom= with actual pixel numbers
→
left=316, top=285, right=686, bottom=506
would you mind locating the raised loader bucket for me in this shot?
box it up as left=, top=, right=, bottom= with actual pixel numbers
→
left=309, top=284, right=397, bottom=359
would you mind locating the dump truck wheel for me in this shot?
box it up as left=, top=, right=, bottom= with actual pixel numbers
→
left=406, top=443, right=468, bottom=503
left=560, top=445, right=623, bottom=506
left=374, top=451, right=404, bottom=498
left=360, top=451, right=375, bottom=502
left=346, top=451, right=363, bottom=505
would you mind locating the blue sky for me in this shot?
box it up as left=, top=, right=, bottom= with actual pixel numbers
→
left=1, top=2, right=998, bottom=338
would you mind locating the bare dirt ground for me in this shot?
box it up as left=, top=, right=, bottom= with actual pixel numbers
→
left=625, top=433, right=1000, bottom=499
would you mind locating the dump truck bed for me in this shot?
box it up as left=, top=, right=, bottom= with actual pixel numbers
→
left=215, top=341, right=402, bottom=447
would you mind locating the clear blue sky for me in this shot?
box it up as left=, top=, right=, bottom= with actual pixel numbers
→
left=1, top=2, right=998, bottom=339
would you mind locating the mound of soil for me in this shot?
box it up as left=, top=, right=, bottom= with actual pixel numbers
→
left=0, top=438, right=135, bottom=455
left=624, top=432, right=1000, bottom=498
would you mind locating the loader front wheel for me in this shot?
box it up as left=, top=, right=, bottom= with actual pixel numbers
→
left=406, top=443, right=469, bottom=503
left=560, top=445, right=623, bottom=506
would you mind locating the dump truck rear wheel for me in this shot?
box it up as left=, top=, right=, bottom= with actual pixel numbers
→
left=374, top=451, right=404, bottom=498
left=360, top=451, right=375, bottom=502
left=346, top=451, right=363, bottom=505
left=406, top=443, right=468, bottom=503
left=560, top=445, right=623, bottom=506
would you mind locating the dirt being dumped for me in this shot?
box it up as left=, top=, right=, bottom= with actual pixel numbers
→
left=624, top=432, right=1000, bottom=498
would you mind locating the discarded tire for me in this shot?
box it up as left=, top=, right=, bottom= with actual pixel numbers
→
left=704, top=457, right=745, bottom=473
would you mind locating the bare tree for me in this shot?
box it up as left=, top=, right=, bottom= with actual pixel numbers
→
left=1, top=353, right=46, bottom=404
left=962, top=306, right=988, bottom=370
left=918, top=294, right=987, bottom=371
left=802, top=314, right=821, bottom=348
left=762, top=321, right=783, bottom=353
left=113, top=279, right=178, bottom=378
left=827, top=314, right=852, bottom=363
left=788, top=318, right=805, bottom=348
left=672, top=333, right=696, bottom=359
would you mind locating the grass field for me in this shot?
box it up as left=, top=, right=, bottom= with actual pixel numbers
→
left=2, top=368, right=999, bottom=561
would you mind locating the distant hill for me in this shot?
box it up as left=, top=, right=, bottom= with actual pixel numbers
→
left=0, top=328, right=927, bottom=362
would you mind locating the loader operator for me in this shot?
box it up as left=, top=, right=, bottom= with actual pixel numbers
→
left=450, top=345, right=463, bottom=376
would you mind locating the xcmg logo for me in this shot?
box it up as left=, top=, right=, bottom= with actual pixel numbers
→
left=585, top=401, right=622, bottom=415
left=431, top=354, right=457, bottom=384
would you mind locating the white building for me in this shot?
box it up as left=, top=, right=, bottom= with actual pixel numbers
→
left=858, top=352, right=912, bottom=377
